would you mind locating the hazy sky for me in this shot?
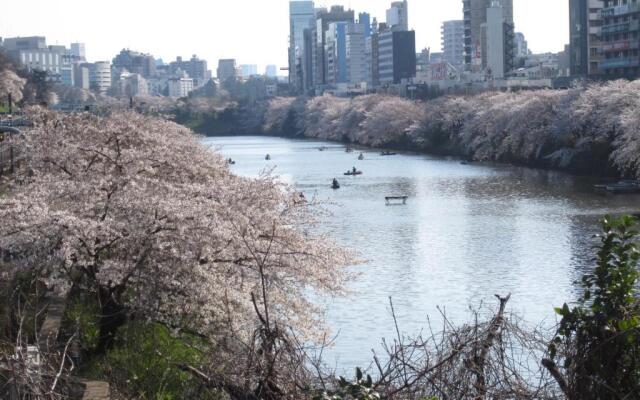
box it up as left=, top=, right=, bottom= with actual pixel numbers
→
left=1, top=0, right=568, bottom=73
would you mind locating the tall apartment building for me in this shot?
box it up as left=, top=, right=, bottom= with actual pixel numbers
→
left=169, top=55, right=209, bottom=86
left=378, top=30, right=416, bottom=84
left=289, top=1, right=316, bottom=94
left=463, top=0, right=513, bottom=69
left=217, top=59, right=237, bottom=82
left=441, top=20, right=465, bottom=66
left=386, top=1, right=409, bottom=31
left=569, top=0, right=604, bottom=76
left=600, top=0, right=639, bottom=77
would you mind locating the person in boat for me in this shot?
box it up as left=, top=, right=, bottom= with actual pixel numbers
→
left=358, top=153, right=364, bottom=160
left=352, top=166, right=357, bottom=174
left=265, top=154, right=271, bottom=160
left=332, top=178, right=340, bottom=188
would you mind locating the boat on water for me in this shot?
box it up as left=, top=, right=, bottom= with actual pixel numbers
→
left=346, top=147, right=354, bottom=153
left=332, top=179, right=340, bottom=189
left=265, top=154, right=271, bottom=160
left=319, top=146, right=329, bottom=151
left=358, top=153, right=365, bottom=160
left=381, top=151, right=397, bottom=156
left=594, top=180, right=640, bottom=194
left=344, top=167, right=363, bottom=176
left=227, top=158, right=236, bottom=165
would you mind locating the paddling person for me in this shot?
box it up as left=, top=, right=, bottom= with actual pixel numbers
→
left=352, top=166, right=357, bottom=174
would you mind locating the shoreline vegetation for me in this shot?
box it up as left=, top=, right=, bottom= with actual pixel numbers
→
left=0, top=109, right=638, bottom=399
left=175, top=79, right=640, bottom=179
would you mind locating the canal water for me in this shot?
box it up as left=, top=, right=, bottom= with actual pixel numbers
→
left=203, top=135, right=640, bottom=371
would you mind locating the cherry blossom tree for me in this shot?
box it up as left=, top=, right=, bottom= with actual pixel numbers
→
left=0, top=109, right=353, bottom=352
left=0, top=69, right=26, bottom=104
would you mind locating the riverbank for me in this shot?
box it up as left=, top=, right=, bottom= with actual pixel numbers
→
left=181, top=80, right=640, bottom=179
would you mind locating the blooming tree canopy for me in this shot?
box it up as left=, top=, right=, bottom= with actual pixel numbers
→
left=0, top=109, right=353, bottom=339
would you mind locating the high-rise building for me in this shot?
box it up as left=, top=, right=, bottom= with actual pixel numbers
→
left=314, top=6, right=355, bottom=88
left=514, top=32, right=528, bottom=57
left=169, top=55, right=210, bottom=86
left=599, top=0, right=637, bottom=77
left=485, top=2, right=507, bottom=78
left=386, top=1, right=409, bottom=31
left=325, top=22, right=349, bottom=84
left=481, top=1, right=515, bottom=76
left=112, top=49, right=156, bottom=78
left=70, top=43, right=86, bottom=61
left=441, top=20, right=465, bottom=66
left=378, top=30, right=416, bottom=84
left=359, top=12, right=372, bottom=38
left=289, top=1, right=316, bottom=93
left=240, top=64, right=259, bottom=78
left=346, top=23, right=368, bottom=83
left=365, top=20, right=381, bottom=87
left=217, top=59, right=237, bottom=82
left=569, top=0, right=604, bottom=77
left=265, top=65, right=278, bottom=77
left=463, top=0, right=513, bottom=69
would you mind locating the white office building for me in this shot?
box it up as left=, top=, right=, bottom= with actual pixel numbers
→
left=90, top=61, right=112, bottom=94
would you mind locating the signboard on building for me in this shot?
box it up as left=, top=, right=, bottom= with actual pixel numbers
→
left=430, top=63, right=448, bottom=81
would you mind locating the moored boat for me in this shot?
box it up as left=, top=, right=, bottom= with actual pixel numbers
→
left=595, top=180, right=640, bottom=194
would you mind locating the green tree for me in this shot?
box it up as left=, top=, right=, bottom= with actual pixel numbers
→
left=549, top=215, right=640, bottom=399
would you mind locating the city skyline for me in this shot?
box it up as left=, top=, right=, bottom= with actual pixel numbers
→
left=1, top=0, right=568, bottom=71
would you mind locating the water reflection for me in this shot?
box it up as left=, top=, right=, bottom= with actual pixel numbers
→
left=203, top=136, right=640, bottom=370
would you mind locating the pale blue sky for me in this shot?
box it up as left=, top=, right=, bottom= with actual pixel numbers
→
left=1, top=0, right=568, bottom=72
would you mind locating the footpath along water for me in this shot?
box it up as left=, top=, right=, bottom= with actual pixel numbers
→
left=204, top=135, right=640, bottom=371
